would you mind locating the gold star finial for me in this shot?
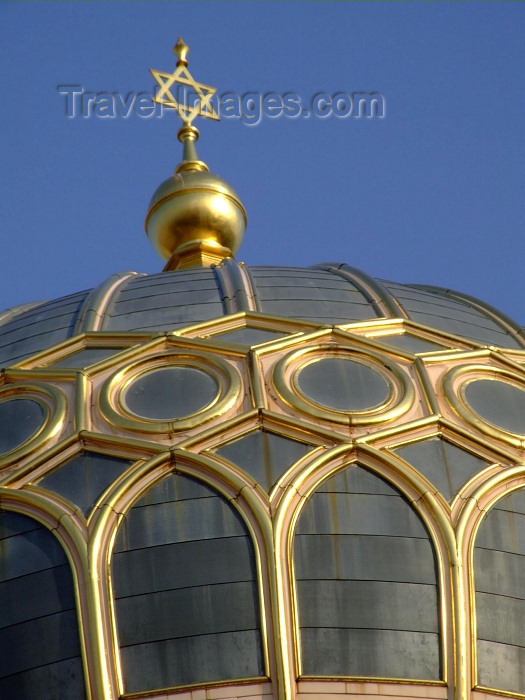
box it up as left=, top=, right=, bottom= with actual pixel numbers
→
left=150, top=38, right=219, bottom=126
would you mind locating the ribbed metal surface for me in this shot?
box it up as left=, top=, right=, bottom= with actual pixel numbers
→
left=2, top=260, right=525, bottom=698
left=103, top=269, right=224, bottom=331
left=384, top=281, right=522, bottom=348
left=112, top=473, right=263, bottom=693
left=294, top=465, right=440, bottom=680
left=475, top=489, right=525, bottom=694
left=248, top=267, right=380, bottom=324
left=0, top=291, right=88, bottom=366
left=0, top=511, right=85, bottom=699
left=1, top=263, right=522, bottom=368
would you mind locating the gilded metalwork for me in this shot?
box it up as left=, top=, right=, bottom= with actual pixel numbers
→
left=0, top=383, right=66, bottom=470
left=99, top=351, right=242, bottom=434
left=145, top=169, right=248, bottom=264
left=4, top=267, right=525, bottom=700
left=146, top=41, right=249, bottom=272
left=443, top=364, right=525, bottom=447
left=150, top=38, right=219, bottom=126
left=273, top=345, right=414, bottom=426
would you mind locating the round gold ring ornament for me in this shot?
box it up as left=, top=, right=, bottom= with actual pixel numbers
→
left=272, top=345, right=413, bottom=425
left=99, top=352, right=241, bottom=433
left=0, top=383, right=66, bottom=469
left=443, top=364, right=525, bottom=447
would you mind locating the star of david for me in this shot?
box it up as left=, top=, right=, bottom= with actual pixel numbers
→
left=150, top=64, right=219, bottom=125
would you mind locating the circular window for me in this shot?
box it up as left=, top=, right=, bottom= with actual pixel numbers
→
left=273, top=346, right=413, bottom=425
left=0, top=398, right=45, bottom=454
left=296, top=357, right=391, bottom=411
left=123, top=366, right=218, bottom=420
left=443, top=365, right=525, bottom=446
left=99, top=352, right=241, bottom=433
left=0, top=383, right=66, bottom=470
left=465, top=379, right=525, bottom=435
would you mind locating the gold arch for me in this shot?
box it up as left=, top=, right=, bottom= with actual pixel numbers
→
left=273, top=444, right=455, bottom=697
left=87, top=450, right=284, bottom=699
left=455, top=466, right=525, bottom=696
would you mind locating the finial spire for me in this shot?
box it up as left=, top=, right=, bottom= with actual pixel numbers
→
left=150, top=37, right=220, bottom=171
left=146, top=40, right=247, bottom=272
left=150, top=37, right=219, bottom=128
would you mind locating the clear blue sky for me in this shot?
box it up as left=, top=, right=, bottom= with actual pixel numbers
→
left=1, top=1, right=524, bottom=323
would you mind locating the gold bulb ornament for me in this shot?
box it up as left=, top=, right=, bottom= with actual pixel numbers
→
left=146, top=39, right=247, bottom=271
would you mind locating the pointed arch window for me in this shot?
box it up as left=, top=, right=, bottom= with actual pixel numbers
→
left=293, top=464, right=441, bottom=680
left=475, top=488, right=525, bottom=694
left=0, top=509, right=86, bottom=698
left=112, top=472, right=264, bottom=693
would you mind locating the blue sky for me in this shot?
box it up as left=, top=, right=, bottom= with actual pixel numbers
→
left=1, top=1, right=524, bottom=324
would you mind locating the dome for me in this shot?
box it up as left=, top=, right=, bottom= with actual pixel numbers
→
left=1, top=259, right=525, bottom=700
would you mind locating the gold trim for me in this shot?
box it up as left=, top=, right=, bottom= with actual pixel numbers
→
left=298, top=674, right=447, bottom=685
left=179, top=407, right=343, bottom=453
left=274, top=445, right=455, bottom=691
left=443, top=364, right=525, bottom=447
left=75, top=372, right=90, bottom=433
left=337, top=316, right=484, bottom=351
left=9, top=331, right=153, bottom=372
left=248, top=349, right=266, bottom=409
left=171, top=310, right=321, bottom=340
left=0, top=489, right=105, bottom=699
left=88, top=450, right=280, bottom=698
left=99, top=351, right=241, bottom=434
left=0, top=382, right=67, bottom=470
left=273, top=344, right=414, bottom=426
left=414, top=356, right=441, bottom=415
left=473, top=685, right=525, bottom=699
left=457, top=469, right=525, bottom=697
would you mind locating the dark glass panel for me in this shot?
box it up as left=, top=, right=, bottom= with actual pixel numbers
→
left=215, top=429, right=313, bottom=491
left=0, top=399, right=44, bottom=454
left=0, top=510, right=85, bottom=699
left=296, top=357, right=390, bottom=411
left=465, top=379, right=525, bottom=434
left=37, top=452, right=133, bottom=517
left=380, top=334, right=444, bottom=353
left=475, top=488, right=525, bottom=694
left=50, top=347, right=124, bottom=368
left=212, top=327, right=285, bottom=346
left=394, top=438, right=489, bottom=501
left=123, top=367, right=218, bottom=420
